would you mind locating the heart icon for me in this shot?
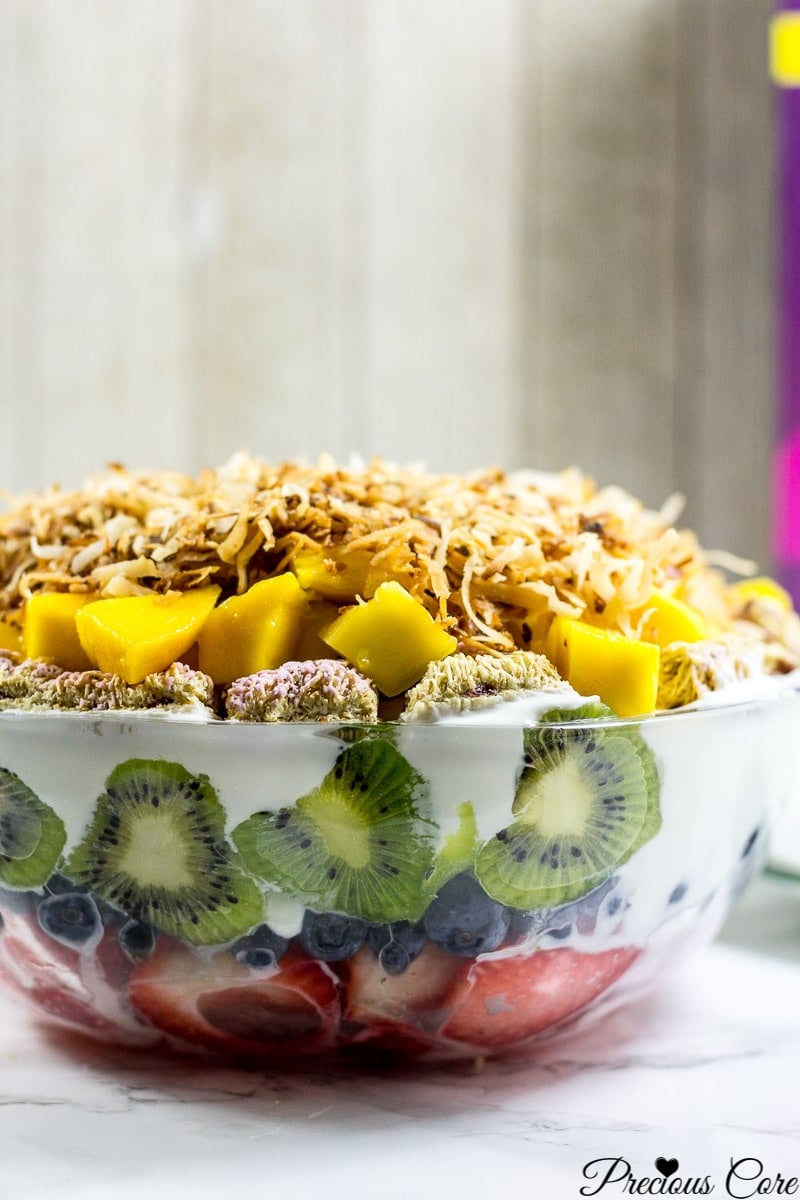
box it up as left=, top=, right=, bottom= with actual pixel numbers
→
left=655, top=1158, right=679, bottom=1178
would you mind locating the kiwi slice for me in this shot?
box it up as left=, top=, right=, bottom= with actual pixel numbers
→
left=0, top=767, right=66, bottom=889
left=475, top=702, right=661, bottom=909
left=423, top=801, right=479, bottom=899
left=232, top=738, right=435, bottom=924
left=65, top=759, right=264, bottom=946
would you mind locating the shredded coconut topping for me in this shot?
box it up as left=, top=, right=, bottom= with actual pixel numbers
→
left=0, top=454, right=739, bottom=654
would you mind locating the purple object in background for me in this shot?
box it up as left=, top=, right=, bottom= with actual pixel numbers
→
left=774, top=0, right=800, bottom=605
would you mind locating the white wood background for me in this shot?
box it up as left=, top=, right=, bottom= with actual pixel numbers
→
left=0, top=0, right=775, bottom=564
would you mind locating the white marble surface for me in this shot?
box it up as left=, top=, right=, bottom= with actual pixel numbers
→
left=1, top=874, right=799, bottom=1200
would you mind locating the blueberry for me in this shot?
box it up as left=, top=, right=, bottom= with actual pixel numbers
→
left=37, top=892, right=102, bottom=948
left=548, top=922, right=572, bottom=940
left=43, top=872, right=86, bottom=896
left=118, top=919, right=156, bottom=961
left=366, top=921, right=426, bottom=975
left=232, top=923, right=290, bottom=969
left=505, top=907, right=553, bottom=945
left=43, top=873, right=118, bottom=923
left=300, top=911, right=367, bottom=962
left=422, top=873, right=510, bottom=957
left=542, top=876, right=622, bottom=940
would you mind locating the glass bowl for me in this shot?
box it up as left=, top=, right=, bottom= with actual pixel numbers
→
left=0, top=682, right=798, bottom=1066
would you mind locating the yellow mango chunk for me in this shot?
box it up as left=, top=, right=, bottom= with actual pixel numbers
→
left=76, top=586, right=221, bottom=684
left=322, top=581, right=457, bottom=696
left=505, top=610, right=551, bottom=656
left=546, top=615, right=660, bottom=718
left=0, top=617, right=23, bottom=656
left=197, top=574, right=307, bottom=684
left=291, top=545, right=373, bottom=602
left=638, top=592, right=708, bottom=647
left=23, top=593, right=95, bottom=670
left=730, top=576, right=794, bottom=613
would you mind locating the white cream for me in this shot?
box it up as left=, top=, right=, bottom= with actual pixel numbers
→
left=1, top=671, right=798, bottom=960
left=399, top=684, right=588, bottom=726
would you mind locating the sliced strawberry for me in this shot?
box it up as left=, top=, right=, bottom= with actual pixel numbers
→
left=341, top=942, right=465, bottom=1052
left=0, top=907, right=136, bottom=1037
left=440, top=946, right=640, bottom=1051
left=129, top=939, right=341, bottom=1060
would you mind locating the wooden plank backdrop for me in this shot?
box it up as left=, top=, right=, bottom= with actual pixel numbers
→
left=0, top=0, right=775, bottom=565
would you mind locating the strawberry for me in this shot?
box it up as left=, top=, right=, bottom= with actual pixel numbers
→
left=0, top=906, right=140, bottom=1038
left=128, top=939, right=341, bottom=1060
left=341, top=942, right=465, bottom=1053
left=440, top=946, right=640, bottom=1050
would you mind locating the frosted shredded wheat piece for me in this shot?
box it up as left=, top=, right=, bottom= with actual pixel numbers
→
left=656, top=636, right=770, bottom=709
left=226, top=659, right=379, bottom=723
left=731, top=596, right=800, bottom=673
left=0, top=659, right=215, bottom=713
left=402, top=650, right=567, bottom=721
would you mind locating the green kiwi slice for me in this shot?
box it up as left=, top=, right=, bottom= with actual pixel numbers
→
left=423, top=801, right=479, bottom=899
left=475, top=702, right=661, bottom=909
left=232, top=739, right=435, bottom=924
left=65, top=759, right=264, bottom=946
left=0, top=767, right=66, bottom=889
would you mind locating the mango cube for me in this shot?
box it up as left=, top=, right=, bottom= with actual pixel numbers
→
left=321, top=581, right=457, bottom=696
left=24, top=593, right=95, bottom=670
left=291, top=544, right=373, bottom=602
left=546, top=615, right=660, bottom=718
left=197, top=574, right=307, bottom=684
left=76, top=586, right=220, bottom=684
left=638, top=592, right=707, bottom=647
left=506, top=610, right=551, bottom=656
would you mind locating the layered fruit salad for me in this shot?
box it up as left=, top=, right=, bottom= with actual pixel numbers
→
left=0, top=454, right=797, bottom=1063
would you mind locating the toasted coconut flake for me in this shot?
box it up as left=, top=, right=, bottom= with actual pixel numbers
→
left=70, top=538, right=107, bottom=574
left=30, top=536, right=67, bottom=561
left=658, top=491, right=685, bottom=527
left=102, top=576, right=159, bottom=598
left=103, top=514, right=139, bottom=542
left=90, top=556, right=161, bottom=584
left=217, top=504, right=252, bottom=564
left=0, top=453, right=767, bottom=672
left=704, top=548, right=759, bottom=576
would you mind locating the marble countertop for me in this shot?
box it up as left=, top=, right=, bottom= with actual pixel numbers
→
left=1, top=873, right=799, bottom=1200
